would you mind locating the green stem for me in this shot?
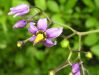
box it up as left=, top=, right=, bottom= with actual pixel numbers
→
left=78, top=35, right=82, bottom=59
left=53, top=21, right=77, bottom=33
left=66, top=33, right=76, bottom=39
left=81, top=63, right=86, bottom=75
left=80, top=29, right=99, bottom=36
left=67, top=51, right=72, bottom=62
left=54, top=61, right=69, bottom=73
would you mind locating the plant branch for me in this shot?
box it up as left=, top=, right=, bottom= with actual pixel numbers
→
left=81, top=63, right=86, bottom=75
left=78, top=35, right=82, bottom=59
left=53, top=21, right=77, bottom=33
left=80, top=29, right=99, bottom=36
left=53, top=61, right=70, bottom=73
left=62, top=33, right=76, bottom=39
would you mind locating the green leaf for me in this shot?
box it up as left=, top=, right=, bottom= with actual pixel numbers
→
left=35, top=51, right=45, bottom=61
left=12, top=0, right=29, bottom=6
left=84, top=34, right=98, bottom=46
left=82, top=0, right=94, bottom=8
left=0, top=0, right=12, bottom=12
left=58, top=0, right=66, bottom=4
left=51, top=14, right=64, bottom=24
left=95, top=22, right=99, bottom=29
left=0, top=41, right=7, bottom=49
left=34, top=0, right=46, bottom=10
left=26, top=47, right=37, bottom=57
left=94, top=0, right=99, bottom=8
left=15, top=54, right=24, bottom=67
left=91, top=44, right=99, bottom=57
left=0, top=15, right=8, bottom=38
left=73, top=42, right=79, bottom=50
left=85, top=17, right=97, bottom=28
left=65, top=0, right=77, bottom=9
left=47, top=0, right=60, bottom=13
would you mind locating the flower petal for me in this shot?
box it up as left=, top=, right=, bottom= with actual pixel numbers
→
left=29, top=36, right=36, bottom=42
left=72, top=63, right=80, bottom=75
left=28, top=22, right=38, bottom=34
left=46, top=27, right=63, bottom=38
left=37, top=18, right=47, bottom=31
left=43, top=39, right=57, bottom=47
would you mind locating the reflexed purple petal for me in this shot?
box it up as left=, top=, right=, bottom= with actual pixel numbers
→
left=46, top=27, right=63, bottom=38
left=43, top=39, right=57, bottom=47
left=13, top=20, right=27, bottom=28
left=29, top=36, right=36, bottom=42
left=28, top=22, right=38, bottom=34
left=72, top=63, right=80, bottom=75
left=37, top=18, right=47, bottom=31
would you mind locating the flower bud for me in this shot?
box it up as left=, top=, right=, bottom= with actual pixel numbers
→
left=17, top=41, right=24, bottom=47
left=85, top=52, right=93, bottom=59
left=69, top=72, right=72, bottom=75
left=13, top=20, right=27, bottom=29
left=8, top=4, right=30, bottom=17
left=49, top=70, right=55, bottom=75
left=60, top=39, right=69, bottom=48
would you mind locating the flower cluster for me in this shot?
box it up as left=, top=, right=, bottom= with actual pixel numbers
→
left=8, top=4, right=63, bottom=47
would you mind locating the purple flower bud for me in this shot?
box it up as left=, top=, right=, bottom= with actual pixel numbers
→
left=72, top=63, right=80, bottom=75
left=8, top=4, right=30, bottom=17
left=13, top=20, right=27, bottom=29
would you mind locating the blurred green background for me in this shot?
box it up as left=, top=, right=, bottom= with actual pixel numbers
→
left=0, top=0, right=99, bottom=75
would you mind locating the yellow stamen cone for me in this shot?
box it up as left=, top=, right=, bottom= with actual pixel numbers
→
left=34, top=34, right=44, bottom=44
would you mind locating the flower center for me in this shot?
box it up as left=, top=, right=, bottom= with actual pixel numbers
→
left=34, top=30, right=46, bottom=44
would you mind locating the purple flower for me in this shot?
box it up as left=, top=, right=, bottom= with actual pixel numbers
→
left=8, top=4, right=29, bottom=17
left=28, top=18, right=63, bottom=47
left=72, top=63, right=80, bottom=75
left=13, top=20, right=27, bottom=29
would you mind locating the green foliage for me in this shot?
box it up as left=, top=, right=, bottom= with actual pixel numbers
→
left=51, top=14, right=64, bottom=24
left=94, top=0, right=99, bottom=8
left=35, top=51, right=45, bottom=61
left=15, top=53, right=24, bottom=67
left=65, top=0, right=77, bottom=9
left=12, top=0, right=29, bottom=6
left=58, top=0, right=66, bottom=4
left=85, top=17, right=97, bottom=28
left=47, top=0, right=60, bottom=13
left=82, top=0, right=94, bottom=8
left=34, top=0, right=46, bottom=10
left=0, top=0, right=99, bottom=75
left=91, top=44, right=99, bottom=57
left=84, top=34, right=98, bottom=46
